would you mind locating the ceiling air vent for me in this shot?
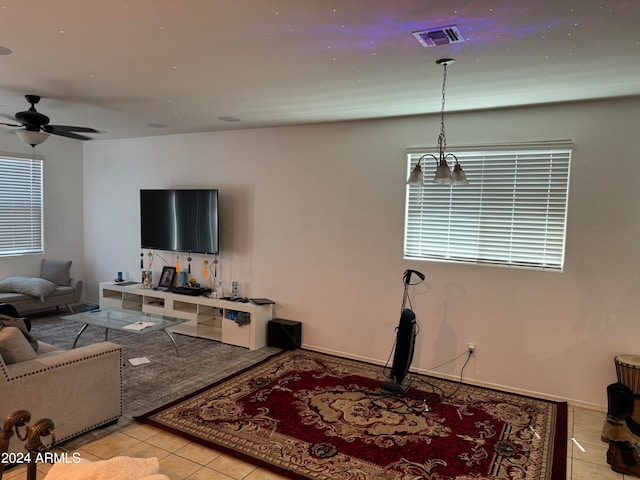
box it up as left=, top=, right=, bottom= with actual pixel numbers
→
left=413, top=25, right=465, bottom=48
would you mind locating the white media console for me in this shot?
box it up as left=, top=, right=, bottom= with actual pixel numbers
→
left=99, top=282, right=274, bottom=350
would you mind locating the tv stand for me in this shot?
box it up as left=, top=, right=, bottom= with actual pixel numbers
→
left=99, top=282, right=274, bottom=350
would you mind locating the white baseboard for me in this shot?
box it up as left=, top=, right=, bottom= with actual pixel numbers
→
left=301, top=343, right=606, bottom=412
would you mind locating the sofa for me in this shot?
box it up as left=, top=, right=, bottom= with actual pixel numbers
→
left=0, top=259, right=83, bottom=315
left=0, top=310, right=122, bottom=454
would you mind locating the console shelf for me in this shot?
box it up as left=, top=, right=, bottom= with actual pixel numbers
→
left=99, top=282, right=274, bottom=350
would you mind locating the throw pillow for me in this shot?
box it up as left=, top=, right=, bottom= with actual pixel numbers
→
left=0, top=326, right=38, bottom=364
left=0, top=276, right=58, bottom=301
left=40, top=259, right=72, bottom=286
left=0, top=314, right=38, bottom=351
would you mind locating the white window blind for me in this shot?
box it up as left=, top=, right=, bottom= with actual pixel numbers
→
left=404, top=142, right=572, bottom=270
left=0, top=155, right=44, bottom=256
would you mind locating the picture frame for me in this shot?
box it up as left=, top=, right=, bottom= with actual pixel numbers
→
left=158, top=266, right=176, bottom=288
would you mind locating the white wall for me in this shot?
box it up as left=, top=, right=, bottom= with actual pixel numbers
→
left=0, top=135, right=85, bottom=282
left=83, top=96, right=640, bottom=409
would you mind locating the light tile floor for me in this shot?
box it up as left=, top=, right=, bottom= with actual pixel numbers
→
left=568, top=406, right=632, bottom=479
left=3, top=406, right=623, bottom=479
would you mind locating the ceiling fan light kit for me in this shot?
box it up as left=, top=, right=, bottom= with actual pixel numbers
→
left=1, top=94, right=100, bottom=148
left=406, top=58, right=469, bottom=187
left=16, top=130, right=49, bottom=147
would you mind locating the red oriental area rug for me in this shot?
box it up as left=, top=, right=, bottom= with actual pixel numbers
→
left=136, top=350, right=567, bottom=479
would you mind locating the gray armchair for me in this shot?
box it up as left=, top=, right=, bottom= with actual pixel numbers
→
left=0, top=309, right=122, bottom=454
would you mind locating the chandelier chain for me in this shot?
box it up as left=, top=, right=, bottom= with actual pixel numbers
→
left=438, top=63, right=448, bottom=158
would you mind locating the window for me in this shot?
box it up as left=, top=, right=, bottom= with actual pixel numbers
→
left=404, top=141, right=572, bottom=271
left=0, top=154, right=44, bottom=256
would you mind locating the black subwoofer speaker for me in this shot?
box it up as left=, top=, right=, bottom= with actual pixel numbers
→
left=268, top=318, right=302, bottom=350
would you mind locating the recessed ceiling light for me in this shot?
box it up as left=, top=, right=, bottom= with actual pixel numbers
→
left=218, top=116, right=240, bottom=122
left=0, top=46, right=12, bottom=55
left=146, top=123, right=168, bottom=128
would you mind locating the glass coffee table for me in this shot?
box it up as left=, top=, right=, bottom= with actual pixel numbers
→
left=62, top=308, right=186, bottom=356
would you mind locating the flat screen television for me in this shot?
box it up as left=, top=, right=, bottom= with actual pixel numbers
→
left=140, top=189, right=219, bottom=254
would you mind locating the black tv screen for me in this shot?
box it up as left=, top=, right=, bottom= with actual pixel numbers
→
left=140, top=189, right=219, bottom=254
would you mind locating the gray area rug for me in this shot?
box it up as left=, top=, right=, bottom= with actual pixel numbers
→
left=27, top=306, right=282, bottom=451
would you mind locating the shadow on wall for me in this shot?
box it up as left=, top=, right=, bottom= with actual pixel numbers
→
left=572, top=248, right=616, bottom=337
left=210, top=185, right=254, bottom=256
left=429, top=283, right=467, bottom=376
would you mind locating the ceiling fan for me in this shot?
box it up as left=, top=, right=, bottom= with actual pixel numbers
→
left=0, top=94, right=100, bottom=146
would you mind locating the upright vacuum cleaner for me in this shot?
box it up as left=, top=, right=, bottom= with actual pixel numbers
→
left=382, top=269, right=424, bottom=394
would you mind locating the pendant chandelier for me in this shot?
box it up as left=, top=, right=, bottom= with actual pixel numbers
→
left=407, top=58, right=468, bottom=186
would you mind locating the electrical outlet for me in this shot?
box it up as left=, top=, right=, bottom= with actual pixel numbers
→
left=467, top=343, right=476, bottom=354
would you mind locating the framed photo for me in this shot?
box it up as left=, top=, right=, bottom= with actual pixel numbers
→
left=158, top=266, right=176, bottom=288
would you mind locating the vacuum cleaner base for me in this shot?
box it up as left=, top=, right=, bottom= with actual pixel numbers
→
left=382, top=377, right=411, bottom=394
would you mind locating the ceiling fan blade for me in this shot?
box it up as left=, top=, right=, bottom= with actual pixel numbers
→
left=5, top=97, right=103, bottom=141
left=45, top=124, right=99, bottom=133
left=1, top=113, right=22, bottom=124
left=47, top=130, right=93, bottom=141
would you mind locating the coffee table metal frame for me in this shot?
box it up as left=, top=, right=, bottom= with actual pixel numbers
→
left=62, top=308, right=185, bottom=356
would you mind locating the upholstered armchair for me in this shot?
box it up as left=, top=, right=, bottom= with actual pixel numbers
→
left=0, top=307, right=122, bottom=454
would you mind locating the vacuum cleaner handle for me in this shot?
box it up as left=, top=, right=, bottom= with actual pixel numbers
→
left=403, top=269, right=425, bottom=285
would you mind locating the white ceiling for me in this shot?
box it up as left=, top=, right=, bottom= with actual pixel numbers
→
left=0, top=0, right=638, bottom=142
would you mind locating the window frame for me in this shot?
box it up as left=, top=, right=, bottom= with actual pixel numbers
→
left=403, top=141, right=572, bottom=271
left=0, top=153, right=44, bottom=257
